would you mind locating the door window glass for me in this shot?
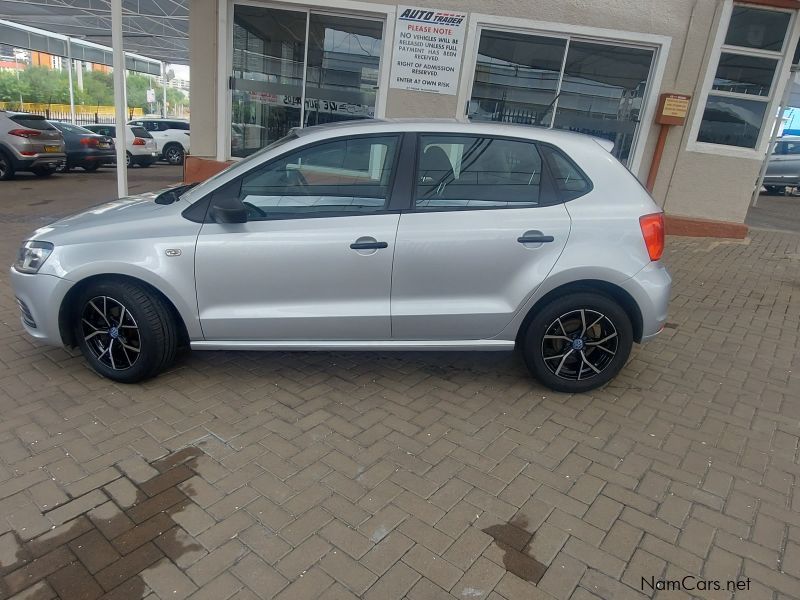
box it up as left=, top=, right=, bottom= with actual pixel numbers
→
left=231, top=5, right=384, bottom=158
left=415, top=135, right=544, bottom=210
left=238, top=135, right=399, bottom=219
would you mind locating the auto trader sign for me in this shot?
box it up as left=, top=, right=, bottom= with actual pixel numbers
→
left=389, top=6, right=467, bottom=95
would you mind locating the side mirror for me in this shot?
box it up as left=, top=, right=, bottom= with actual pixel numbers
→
left=211, top=204, right=248, bottom=224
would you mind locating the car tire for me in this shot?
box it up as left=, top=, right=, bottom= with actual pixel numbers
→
left=56, top=163, right=70, bottom=173
left=126, top=152, right=132, bottom=168
left=83, top=163, right=100, bottom=172
left=72, top=279, right=179, bottom=383
left=521, top=292, right=633, bottom=394
left=140, top=161, right=153, bottom=168
left=31, top=166, right=56, bottom=177
left=764, top=186, right=783, bottom=196
left=163, top=144, right=184, bottom=165
left=0, top=151, right=15, bottom=180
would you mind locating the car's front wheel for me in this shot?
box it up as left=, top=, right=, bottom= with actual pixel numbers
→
left=163, top=144, right=184, bottom=165
left=72, top=280, right=178, bottom=383
left=521, top=292, right=633, bottom=393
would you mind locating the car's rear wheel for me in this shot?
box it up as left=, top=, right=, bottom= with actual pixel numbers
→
left=125, top=151, right=132, bottom=167
left=521, top=292, right=633, bottom=393
left=163, top=144, right=184, bottom=165
left=83, top=163, right=100, bottom=172
left=72, top=280, right=178, bottom=383
left=0, top=152, right=15, bottom=180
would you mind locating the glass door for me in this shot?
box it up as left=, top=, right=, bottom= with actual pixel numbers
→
left=468, top=28, right=656, bottom=166
left=230, top=4, right=385, bottom=157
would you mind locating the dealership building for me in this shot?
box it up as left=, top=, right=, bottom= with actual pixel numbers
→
left=187, top=0, right=800, bottom=235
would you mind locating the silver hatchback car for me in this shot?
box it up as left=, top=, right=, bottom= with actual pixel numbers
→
left=11, top=120, right=670, bottom=393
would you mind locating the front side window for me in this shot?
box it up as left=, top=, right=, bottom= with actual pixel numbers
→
left=415, top=135, right=546, bottom=210
left=237, top=135, right=399, bottom=219
left=697, top=4, right=791, bottom=149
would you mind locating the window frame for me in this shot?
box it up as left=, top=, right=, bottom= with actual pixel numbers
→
left=406, top=132, right=578, bottom=214
left=202, top=132, right=407, bottom=223
left=687, top=1, right=799, bottom=157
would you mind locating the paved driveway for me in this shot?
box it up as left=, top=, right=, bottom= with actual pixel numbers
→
left=0, top=174, right=798, bottom=600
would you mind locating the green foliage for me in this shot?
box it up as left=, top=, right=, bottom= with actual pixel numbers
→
left=0, top=66, right=189, bottom=112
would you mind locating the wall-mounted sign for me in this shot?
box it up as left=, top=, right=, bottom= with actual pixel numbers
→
left=389, top=6, right=467, bottom=95
left=655, top=93, right=691, bottom=126
left=146, top=88, right=156, bottom=103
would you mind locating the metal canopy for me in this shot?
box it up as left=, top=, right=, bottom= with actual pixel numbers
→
left=0, top=0, right=188, bottom=64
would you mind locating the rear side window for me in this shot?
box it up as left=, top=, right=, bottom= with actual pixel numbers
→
left=540, top=146, right=592, bottom=201
left=10, top=115, right=56, bottom=130
left=131, top=126, right=151, bottom=138
left=92, top=126, right=115, bottom=136
left=415, top=135, right=546, bottom=210
left=168, top=121, right=190, bottom=131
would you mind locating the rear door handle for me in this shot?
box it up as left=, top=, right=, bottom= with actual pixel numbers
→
left=350, top=241, right=388, bottom=250
left=517, top=234, right=554, bottom=244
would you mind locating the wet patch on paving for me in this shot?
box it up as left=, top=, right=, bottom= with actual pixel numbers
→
left=482, top=516, right=547, bottom=583
left=0, top=448, right=204, bottom=599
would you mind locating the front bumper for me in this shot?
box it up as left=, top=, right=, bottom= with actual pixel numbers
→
left=620, top=261, right=672, bottom=342
left=9, top=268, right=72, bottom=346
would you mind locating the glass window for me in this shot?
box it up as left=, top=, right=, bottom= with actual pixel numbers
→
left=712, top=53, right=778, bottom=97
left=9, top=115, right=56, bottom=130
left=724, top=6, right=790, bottom=52
left=553, top=41, right=655, bottom=165
left=697, top=96, right=768, bottom=149
left=130, top=126, right=149, bottom=138
left=304, top=14, right=383, bottom=127
left=54, top=122, right=95, bottom=135
left=230, top=6, right=384, bottom=158
left=468, top=31, right=567, bottom=127
left=540, top=146, right=591, bottom=200
left=415, top=135, right=544, bottom=210
left=238, top=135, right=399, bottom=219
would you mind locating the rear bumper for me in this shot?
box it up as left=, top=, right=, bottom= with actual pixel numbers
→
left=11, top=153, right=66, bottom=170
left=620, top=261, right=672, bottom=342
left=9, top=268, right=71, bottom=347
left=67, top=150, right=117, bottom=166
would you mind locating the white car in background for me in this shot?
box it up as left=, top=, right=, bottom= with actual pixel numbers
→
left=127, top=118, right=190, bottom=165
left=84, top=124, right=159, bottom=167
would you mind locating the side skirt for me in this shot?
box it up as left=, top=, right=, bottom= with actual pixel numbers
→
left=191, top=340, right=516, bottom=351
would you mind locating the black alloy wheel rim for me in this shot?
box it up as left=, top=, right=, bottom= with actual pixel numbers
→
left=0, top=155, right=9, bottom=177
left=167, top=147, right=182, bottom=163
left=541, top=309, right=618, bottom=381
left=81, top=296, right=141, bottom=370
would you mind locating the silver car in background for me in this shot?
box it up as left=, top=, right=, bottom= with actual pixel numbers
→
left=0, top=110, right=65, bottom=180
left=763, top=135, right=800, bottom=195
left=10, top=120, right=670, bottom=393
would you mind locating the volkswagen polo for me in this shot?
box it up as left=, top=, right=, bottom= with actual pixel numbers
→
left=10, top=120, right=670, bottom=393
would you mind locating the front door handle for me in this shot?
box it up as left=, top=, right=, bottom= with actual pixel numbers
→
left=517, top=234, right=555, bottom=244
left=350, top=241, right=388, bottom=250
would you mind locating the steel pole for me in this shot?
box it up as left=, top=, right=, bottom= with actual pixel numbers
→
left=162, top=61, right=168, bottom=117
left=66, top=38, right=76, bottom=124
left=111, top=0, right=128, bottom=198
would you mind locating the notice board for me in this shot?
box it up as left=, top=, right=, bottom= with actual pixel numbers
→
left=389, top=6, right=468, bottom=95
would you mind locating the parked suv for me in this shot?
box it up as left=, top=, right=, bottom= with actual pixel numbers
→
left=84, top=124, right=159, bottom=167
left=10, top=120, right=670, bottom=393
left=127, top=118, right=190, bottom=165
left=764, top=136, right=800, bottom=195
left=0, top=110, right=65, bottom=180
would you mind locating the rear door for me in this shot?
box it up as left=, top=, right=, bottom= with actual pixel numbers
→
left=391, top=134, right=572, bottom=340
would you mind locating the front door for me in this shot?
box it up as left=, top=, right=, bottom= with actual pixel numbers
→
left=391, top=134, right=572, bottom=340
left=195, top=134, right=401, bottom=341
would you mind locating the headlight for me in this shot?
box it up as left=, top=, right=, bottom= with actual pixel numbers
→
left=14, top=241, right=54, bottom=274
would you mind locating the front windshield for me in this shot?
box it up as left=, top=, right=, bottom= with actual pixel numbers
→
left=179, top=131, right=299, bottom=202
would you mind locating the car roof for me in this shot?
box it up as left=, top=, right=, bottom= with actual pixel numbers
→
left=293, top=118, right=610, bottom=148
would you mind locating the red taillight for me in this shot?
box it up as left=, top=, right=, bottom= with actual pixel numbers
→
left=639, top=213, right=665, bottom=261
left=80, top=137, right=99, bottom=146
left=132, top=137, right=146, bottom=146
left=8, top=129, right=41, bottom=138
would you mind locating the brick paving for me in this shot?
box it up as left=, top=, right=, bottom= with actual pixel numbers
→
left=0, top=181, right=799, bottom=599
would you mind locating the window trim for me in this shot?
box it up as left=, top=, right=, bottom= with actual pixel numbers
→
left=456, top=13, right=671, bottom=178
left=217, top=0, right=397, bottom=161
left=687, top=0, right=799, bottom=158
left=406, top=132, right=568, bottom=214
left=203, top=131, right=405, bottom=223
